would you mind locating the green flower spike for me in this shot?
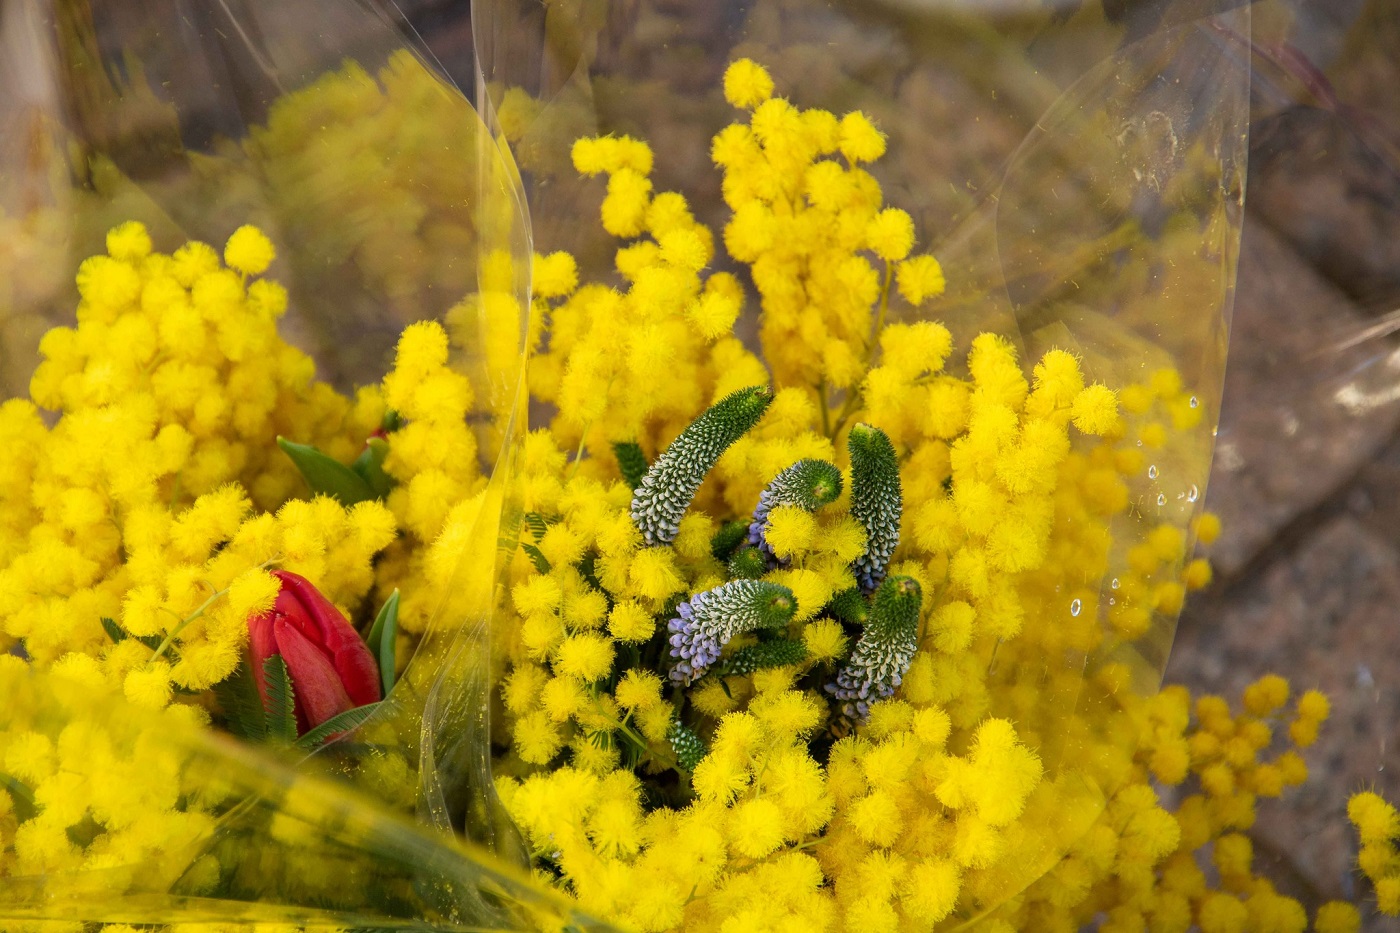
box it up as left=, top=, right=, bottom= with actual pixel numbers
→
left=749, top=459, right=843, bottom=562
left=631, top=386, right=772, bottom=546
left=715, top=637, right=808, bottom=678
left=848, top=423, right=901, bottom=591
left=667, top=720, right=708, bottom=772
left=827, top=575, right=922, bottom=721
left=826, top=587, right=871, bottom=626
left=666, top=579, right=796, bottom=685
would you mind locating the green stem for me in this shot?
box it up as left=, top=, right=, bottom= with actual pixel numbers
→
left=149, top=557, right=280, bottom=662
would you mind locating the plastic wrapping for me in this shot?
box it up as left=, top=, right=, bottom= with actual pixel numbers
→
left=0, top=0, right=574, bottom=927
left=0, top=0, right=1249, bottom=929
left=471, top=0, right=1248, bottom=922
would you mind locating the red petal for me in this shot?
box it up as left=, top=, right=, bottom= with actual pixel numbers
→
left=273, top=618, right=354, bottom=732
left=247, top=609, right=278, bottom=704
left=271, top=570, right=382, bottom=706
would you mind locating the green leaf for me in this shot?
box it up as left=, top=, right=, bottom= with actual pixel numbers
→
left=351, top=437, right=395, bottom=499
left=521, top=543, right=551, bottom=574
left=277, top=436, right=377, bottom=506
left=380, top=409, right=403, bottom=433
left=100, top=616, right=162, bottom=650
left=522, top=512, right=552, bottom=540
left=101, top=616, right=125, bottom=643
left=262, top=655, right=297, bottom=745
left=213, top=658, right=267, bottom=742
left=296, top=702, right=382, bottom=750
left=364, top=589, right=400, bottom=695
left=0, top=772, right=39, bottom=822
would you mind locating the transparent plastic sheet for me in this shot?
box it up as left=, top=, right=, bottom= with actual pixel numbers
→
left=471, top=0, right=1249, bottom=922
left=0, top=0, right=603, bottom=928
left=0, top=670, right=609, bottom=930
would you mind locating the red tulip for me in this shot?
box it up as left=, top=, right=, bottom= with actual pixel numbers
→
left=248, top=570, right=381, bottom=734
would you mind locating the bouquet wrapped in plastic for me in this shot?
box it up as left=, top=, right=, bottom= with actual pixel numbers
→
left=1, top=0, right=1394, bottom=930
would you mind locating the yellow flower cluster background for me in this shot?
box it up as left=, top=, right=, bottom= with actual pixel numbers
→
left=0, top=29, right=1393, bottom=933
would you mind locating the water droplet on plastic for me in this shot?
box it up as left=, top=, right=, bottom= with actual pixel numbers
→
left=1136, top=439, right=1144, bottom=447
left=1156, top=493, right=1167, bottom=506
left=1069, top=598, right=1082, bottom=617
left=1186, top=484, right=1199, bottom=503
left=1108, top=597, right=1116, bottom=606
left=1147, top=464, right=1159, bottom=479
left=1189, top=396, right=1199, bottom=408
left=1111, top=578, right=1121, bottom=590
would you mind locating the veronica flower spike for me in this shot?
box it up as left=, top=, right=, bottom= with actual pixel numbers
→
left=667, top=579, right=797, bottom=684
left=748, top=458, right=843, bottom=562
left=631, top=385, right=772, bottom=546
left=848, top=423, right=902, bottom=591
left=827, top=575, right=922, bottom=721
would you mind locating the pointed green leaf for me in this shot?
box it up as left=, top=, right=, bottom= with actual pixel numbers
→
left=100, top=616, right=162, bottom=650
left=296, top=702, right=382, bottom=750
left=262, top=655, right=297, bottom=744
left=365, top=589, right=400, bottom=695
left=522, top=512, right=552, bottom=541
left=0, top=772, right=39, bottom=822
left=521, top=543, right=552, bottom=574
left=277, top=436, right=376, bottom=506
left=351, top=437, right=395, bottom=499
left=214, top=658, right=267, bottom=742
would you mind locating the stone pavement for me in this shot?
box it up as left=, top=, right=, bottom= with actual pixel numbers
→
left=1166, top=2, right=1400, bottom=923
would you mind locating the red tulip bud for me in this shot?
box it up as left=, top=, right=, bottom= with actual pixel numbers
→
left=248, top=570, right=381, bottom=734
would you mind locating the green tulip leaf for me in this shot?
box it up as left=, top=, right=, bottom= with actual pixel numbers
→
left=276, top=437, right=377, bottom=506
left=213, top=658, right=267, bottom=742
left=296, top=702, right=382, bottom=751
left=351, top=436, right=395, bottom=499
left=262, top=655, right=297, bottom=745
left=365, top=588, right=400, bottom=695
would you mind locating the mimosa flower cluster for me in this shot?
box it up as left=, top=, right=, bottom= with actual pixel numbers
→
left=483, top=60, right=1380, bottom=932
left=0, top=52, right=1395, bottom=933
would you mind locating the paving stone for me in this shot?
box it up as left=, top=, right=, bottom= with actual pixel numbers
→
left=1169, top=514, right=1400, bottom=924
left=1200, top=219, right=1400, bottom=579
left=1247, top=1, right=1400, bottom=314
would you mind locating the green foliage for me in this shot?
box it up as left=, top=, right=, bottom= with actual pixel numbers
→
left=100, top=616, right=161, bottom=650
left=212, top=658, right=267, bottom=742
left=364, top=589, right=400, bottom=695
left=296, top=702, right=382, bottom=750
left=277, top=436, right=377, bottom=505
left=262, top=655, right=297, bottom=745
left=351, top=436, right=394, bottom=499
